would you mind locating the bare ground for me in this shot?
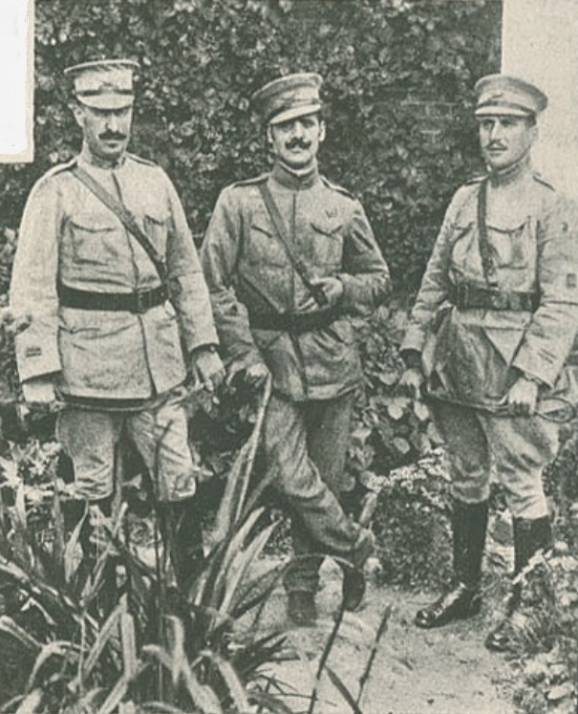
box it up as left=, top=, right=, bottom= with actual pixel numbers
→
left=247, top=558, right=516, bottom=714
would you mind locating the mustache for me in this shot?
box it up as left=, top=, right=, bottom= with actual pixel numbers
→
left=487, top=142, right=506, bottom=150
left=99, top=132, right=126, bottom=141
left=286, top=138, right=311, bottom=150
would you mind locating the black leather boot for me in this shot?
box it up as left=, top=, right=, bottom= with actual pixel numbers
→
left=287, top=591, right=318, bottom=626
left=415, top=499, right=488, bottom=628
left=485, top=516, right=552, bottom=652
left=158, top=498, right=205, bottom=594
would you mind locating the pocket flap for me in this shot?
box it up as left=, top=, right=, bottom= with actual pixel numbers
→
left=70, top=213, right=117, bottom=232
left=310, top=219, right=343, bottom=236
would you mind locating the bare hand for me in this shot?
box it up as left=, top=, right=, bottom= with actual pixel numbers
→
left=309, top=277, right=344, bottom=308
left=398, top=367, right=425, bottom=399
left=1, top=307, right=32, bottom=335
left=507, top=376, right=539, bottom=416
left=22, top=376, right=56, bottom=405
left=244, top=362, right=270, bottom=389
left=191, top=347, right=225, bottom=393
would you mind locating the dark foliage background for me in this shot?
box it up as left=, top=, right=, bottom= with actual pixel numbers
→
left=0, top=0, right=500, bottom=287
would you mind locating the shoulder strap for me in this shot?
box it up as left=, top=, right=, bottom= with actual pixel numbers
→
left=477, top=179, right=498, bottom=287
left=258, top=182, right=328, bottom=308
left=71, top=165, right=166, bottom=283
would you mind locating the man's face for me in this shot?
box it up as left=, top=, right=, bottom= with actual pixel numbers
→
left=73, top=103, right=133, bottom=161
left=268, top=113, right=325, bottom=171
left=478, top=115, right=537, bottom=172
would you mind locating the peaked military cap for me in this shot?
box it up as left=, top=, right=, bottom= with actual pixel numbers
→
left=251, top=73, right=322, bottom=125
left=64, top=59, right=139, bottom=110
left=474, top=74, right=548, bottom=118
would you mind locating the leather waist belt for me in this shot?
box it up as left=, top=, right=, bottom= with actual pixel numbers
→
left=248, top=307, right=340, bottom=333
left=448, top=283, right=539, bottom=312
left=58, top=283, right=168, bottom=313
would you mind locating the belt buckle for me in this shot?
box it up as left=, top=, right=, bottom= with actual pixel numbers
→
left=133, top=289, right=151, bottom=314
left=489, top=290, right=505, bottom=310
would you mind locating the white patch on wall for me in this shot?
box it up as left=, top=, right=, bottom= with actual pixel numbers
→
left=0, top=0, right=34, bottom=162
left=503, top=0, right=578, bottom=198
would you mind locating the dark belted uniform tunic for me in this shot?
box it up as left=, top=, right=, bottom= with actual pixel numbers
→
left=401, top=170, right=578, bottom=517
left=201, top=162, right=389, bottom=591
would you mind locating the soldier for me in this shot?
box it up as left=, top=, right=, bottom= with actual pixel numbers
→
left=10, top=59, right=224, bottom=591
left=201, top=73, right=390, bottom=626
left=399, top=74, right=578, bottom=650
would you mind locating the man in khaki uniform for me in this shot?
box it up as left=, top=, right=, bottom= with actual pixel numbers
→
left=400, top=75, right=578, bottom=650
left=10, top=59, right=224, bottom=589
left=201, top=73, right=389, bottom=625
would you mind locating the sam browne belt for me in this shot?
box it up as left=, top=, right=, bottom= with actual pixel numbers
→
left=448, top=282, right=539, bottom=312
left=58, top=283, right=168, bottom=314
left=248, top=307, right=340, bottom=333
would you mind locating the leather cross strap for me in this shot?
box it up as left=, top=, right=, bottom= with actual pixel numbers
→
left=258, top=182, right=328, bottom=308
left=71, top=165, right=167, bottom=284
left=477, top=179, right=498, bottom=287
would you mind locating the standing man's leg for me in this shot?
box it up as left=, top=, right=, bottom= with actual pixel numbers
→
left=56, top=408, right=122, bottom=610
left=482, top=413, right=558, bottom=651
left=263, top=393, right=373, bottom=625
left=127, top=388, right=203, bottom=594
left=286, top=392, right=357, bottom=621
left=415, top=400, right=491, bottom=628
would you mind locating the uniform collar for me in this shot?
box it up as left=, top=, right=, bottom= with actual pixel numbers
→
left=79, top=143, right=128, bottom=170
left=487, top=153, right=532, bottom=187
left=271, top=161, right=320, bottom=190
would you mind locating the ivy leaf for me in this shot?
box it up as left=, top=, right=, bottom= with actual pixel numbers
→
left=386, top=395, right=410, bottom=421
left=413, top=400, right=430, bottom=422
left=393, top=437, right=411, bottom=455
left=546, top=683, right=574, bottom=702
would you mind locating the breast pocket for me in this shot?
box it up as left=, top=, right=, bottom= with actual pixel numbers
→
left=491, top=223, right=531, bottom=271
left=69, top=212, right=121, bottom=265
left=309, top=219, right=343, bottom=267
left=246, top=220, right=287, bottom=267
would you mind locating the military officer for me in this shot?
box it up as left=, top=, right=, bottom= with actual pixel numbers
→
left=399, top=74, right=578, bottom=650
left=201, top=73, right=390, bottom=625
left=10, top=59, right=224, bottom=590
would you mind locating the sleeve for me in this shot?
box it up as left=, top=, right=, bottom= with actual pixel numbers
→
left=10, top=176, right=63, bottom=383
left=400, top=191, right=463, bottom=355
left=200, top=187, right=262, bottom=369
left=163, top=171, right=219, bottom=353
left=338, top=200, right=390, bottom=316
left=512, top=197, right=578, bottom=387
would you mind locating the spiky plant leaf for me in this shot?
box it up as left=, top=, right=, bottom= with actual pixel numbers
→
left=144, top=644, right=223, bottom=714
left=219, top=520, right=278, bottom=617
left=325, top=665, right=364, bottom=714
left=79, top=598, right=125, bottom=682
left=26, top=639, right=80, bottom=692
left=120, top=612, right=138, bottom=681
left=0, top=614, right=42, bottom=653
left=200, top=649, right=250, bottom=712
left=15, top=688, right=43, bottom=714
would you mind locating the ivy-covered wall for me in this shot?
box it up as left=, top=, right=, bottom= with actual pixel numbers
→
left=0, top=0, right=501, bottom=292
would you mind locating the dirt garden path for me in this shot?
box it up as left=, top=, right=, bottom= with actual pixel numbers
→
left=250, top=558, right=515, bottom=714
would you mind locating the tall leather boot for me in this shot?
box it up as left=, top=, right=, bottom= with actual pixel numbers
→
left=158, top=498, right=205, bottom=594
left=415, top=499, right=488, bottom=628
left=485, top=516, right=552, bottom=652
